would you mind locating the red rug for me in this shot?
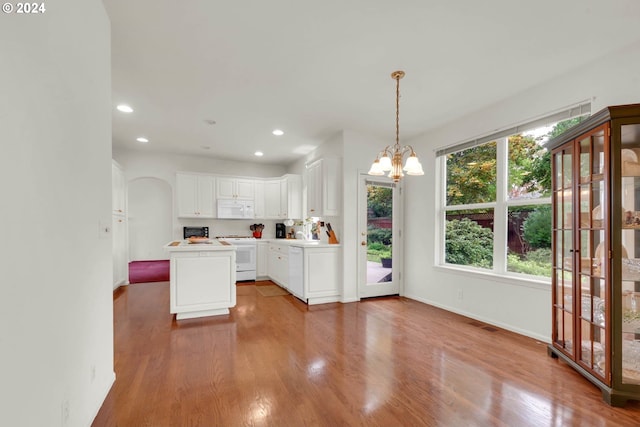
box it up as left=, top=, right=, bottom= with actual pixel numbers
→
left=128, top=260, right=170, bottom=284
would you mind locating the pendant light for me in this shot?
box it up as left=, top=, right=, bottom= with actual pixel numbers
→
left=368, top=70, right=424, bottom=182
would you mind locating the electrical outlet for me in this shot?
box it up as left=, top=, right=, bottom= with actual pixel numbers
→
left=457, top=289, right=463, bottom=301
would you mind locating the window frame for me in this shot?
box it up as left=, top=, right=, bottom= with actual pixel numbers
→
left=439, top=137, right=552, bottom=279
left=436, top=102, right=591, bottom=283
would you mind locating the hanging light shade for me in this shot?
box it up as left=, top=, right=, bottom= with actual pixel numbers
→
left=368, top=71, right=424, bottom=182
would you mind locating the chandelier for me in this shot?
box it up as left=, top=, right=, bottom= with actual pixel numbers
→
left=368, top=70, right=424, bottom=182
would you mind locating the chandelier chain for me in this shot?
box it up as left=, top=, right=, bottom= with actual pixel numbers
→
left=395, top=74, right=400, bottom=147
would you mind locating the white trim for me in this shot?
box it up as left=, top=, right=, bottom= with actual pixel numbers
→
left=433, top=264, right=550, bottom=290
left=403, top=292, right=550, bottom=343
left=89, top=371, right=116, bottom=426
left=435, top=100, right=591, bottom=156
left=357, top=173, right=403, bottom=298
left=494, top=137, right=509, bottom=273
left=439, top=135, right=553, bottom=279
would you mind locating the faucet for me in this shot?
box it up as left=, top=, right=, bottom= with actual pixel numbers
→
left=295, top=231, right=307, bottom=240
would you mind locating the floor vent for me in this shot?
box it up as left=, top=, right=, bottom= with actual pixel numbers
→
left=468, top=321, right=498, bottom=332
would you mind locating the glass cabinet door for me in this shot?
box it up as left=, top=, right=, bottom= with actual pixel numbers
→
left=552, top=143, right=574, bottom=355
left=620, top=123, right=640, bottom=386
left=576, top=127, right=608, bottom=382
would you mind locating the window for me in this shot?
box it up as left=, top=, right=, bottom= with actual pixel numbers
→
left=438, top=104, right=590, bottom=280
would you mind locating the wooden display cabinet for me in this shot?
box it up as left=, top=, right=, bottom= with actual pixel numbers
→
left=548, top=104, right=640, bottom=406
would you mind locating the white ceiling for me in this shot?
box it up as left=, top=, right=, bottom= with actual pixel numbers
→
left=104, top=0, right=640, bottom=166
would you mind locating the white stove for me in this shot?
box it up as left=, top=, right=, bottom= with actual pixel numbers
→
left=216, top=236, right=256, bottom=281
left=216, top=236, right=256, bottom=242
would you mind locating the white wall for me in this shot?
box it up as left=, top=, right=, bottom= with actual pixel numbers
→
left=0, top=1, right=114, bottom=426
left=340, top=130, right=391, bottom=302
left=403, top=40, right=640, bottom=341
left=113, top=148, right=289, bottom=239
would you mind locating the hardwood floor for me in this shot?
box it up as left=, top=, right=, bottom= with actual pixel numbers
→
left=93, top=281, right=640, bottom=426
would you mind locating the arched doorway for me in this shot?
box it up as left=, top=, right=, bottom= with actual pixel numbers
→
left=128, top=177, right=172, bottom=261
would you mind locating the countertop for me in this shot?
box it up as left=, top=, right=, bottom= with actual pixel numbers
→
left=163, top=240, right=238, bottom=252
left=256, top=238, right=341, bottom=248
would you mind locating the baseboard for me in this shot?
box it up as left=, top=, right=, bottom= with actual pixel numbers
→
left=403, top=293, right=550, bottom=343
left=89, top=370, right=115, bottom=426
left=308, top=295, right=340, bottom=305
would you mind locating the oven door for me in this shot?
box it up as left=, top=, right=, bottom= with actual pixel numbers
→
left=235, top=245, right=256, bottom=272
left=234, top=244, right=256, bottom=281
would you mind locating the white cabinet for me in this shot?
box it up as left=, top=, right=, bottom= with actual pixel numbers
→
left=265, top=241, right=341, bottom=304
left=264, top=179, right=283, bottom=218
left=306, top=160, right=322, bottom=216
left=267, top=243, right=289, bottom=288
left=256, top=241, right=268, bottom=279
left=285, top=174, right=302, bottom=220
left=262, top=175, right=302, bottom=219
left=167, top=247, right=236, bottom=319
left=176, top=173, right=215, bottom=218
left=175, top=173, right=301, bottom=220
left=254, top=180, right=265, bottom=218
left=306, top=158, right=341, bottom=217
left=217, top=177, right=254, bottom=200
left=287, top=245, right=341, bottom=305
left=304, top=247, right=341, bottom=303
left=112, top=161, right=128, bottom=289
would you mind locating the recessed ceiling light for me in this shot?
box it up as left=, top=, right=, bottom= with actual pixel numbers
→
left=272, top=129, right=284, bottom=136
left=136, top=137, right=149, bottom=143
left=254, top=151, right=264, bottom=157
left=116, top=104, right=133, bottom=113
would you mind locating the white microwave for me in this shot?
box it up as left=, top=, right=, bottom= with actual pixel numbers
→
left=217, top=199, right=255, bottom=219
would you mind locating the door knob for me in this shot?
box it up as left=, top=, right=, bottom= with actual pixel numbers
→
left=361, top=241, right=366, bottom=246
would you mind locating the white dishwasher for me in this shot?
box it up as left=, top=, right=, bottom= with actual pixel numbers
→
left=288, top=246, right=304, bottom=300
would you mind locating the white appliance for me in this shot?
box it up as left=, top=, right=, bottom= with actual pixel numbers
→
left=217, top=199, right=255, bottom=219
left=218, top=237, right=257, bottom=281
left=288, top=246, right=304, bottom=300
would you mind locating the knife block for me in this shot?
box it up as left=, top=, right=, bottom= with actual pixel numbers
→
left=328, top=230, right=339, bottom=244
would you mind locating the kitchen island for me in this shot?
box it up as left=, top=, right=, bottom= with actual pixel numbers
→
left=163, top=240, right=236, bottom=320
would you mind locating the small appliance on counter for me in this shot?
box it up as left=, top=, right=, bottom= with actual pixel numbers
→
left=183, top=226, right=209, bottom=239
left=250, top=223, right=264, bottom=238
left=275, top=223, right=286, bottom=239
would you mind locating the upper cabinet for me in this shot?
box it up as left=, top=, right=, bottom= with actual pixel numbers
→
left=263, top=179, right=283, bottom=218
left=262, top=175, right=302, bottom=220
left=176, top=173, right=215, bottom=218
left=176, top=173, right=302, bottom=220
left=254, top=180, right=265, bottom=218
left=306, top=158, right=341, bottom=217
left=548, top=104, right=640, bottom=406
left=285, top=174, right=302, bottom=220
left=216, top=177, right=254, bottom=200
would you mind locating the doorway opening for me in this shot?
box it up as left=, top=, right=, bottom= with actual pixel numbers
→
left=358, top=175, right=402, bottom=298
